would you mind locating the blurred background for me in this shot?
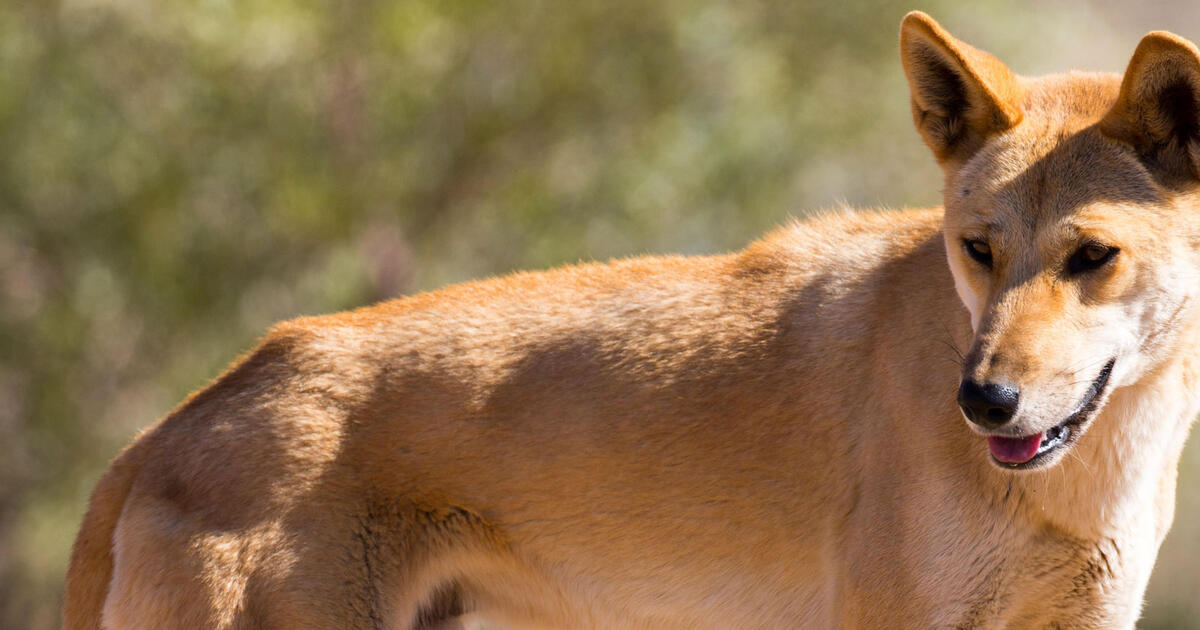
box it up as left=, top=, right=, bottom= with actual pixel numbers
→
left=2, top=0, right=1198, bottom=627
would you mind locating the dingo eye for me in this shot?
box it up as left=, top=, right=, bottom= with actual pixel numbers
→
left=963, top=239, right=992, bottom=268
left=1068, top=242, right=1118, bottom=274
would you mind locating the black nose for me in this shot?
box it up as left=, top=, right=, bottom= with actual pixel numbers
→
left=957, top=380, right=1019, bottom=427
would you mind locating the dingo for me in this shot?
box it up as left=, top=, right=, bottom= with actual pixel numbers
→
left=64, top=12, right=1200, bottom=629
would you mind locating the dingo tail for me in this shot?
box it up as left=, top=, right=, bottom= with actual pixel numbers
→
left=61, top=442, right=145, bottom=630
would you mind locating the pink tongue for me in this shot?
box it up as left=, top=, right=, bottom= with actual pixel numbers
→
left=987, top=433, right=1043, bottom=464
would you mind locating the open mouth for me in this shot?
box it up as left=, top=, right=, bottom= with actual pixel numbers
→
left=986, top=359, right=1115, bottom=469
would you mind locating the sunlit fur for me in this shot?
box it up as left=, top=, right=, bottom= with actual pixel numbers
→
left=63, top=12, right=1200, bottom=630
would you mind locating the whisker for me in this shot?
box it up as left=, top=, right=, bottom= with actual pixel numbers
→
left=939, top=321, right=967, bottom=368
left=1068, top=447, right=1092, bottom=477
left=941, top=341, right=965, bottom=367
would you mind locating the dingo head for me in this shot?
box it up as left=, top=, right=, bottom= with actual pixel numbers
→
left=901, top=12, right=1200, bottom=470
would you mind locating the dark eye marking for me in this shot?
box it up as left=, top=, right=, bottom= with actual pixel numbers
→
left=963, top=238, right=993, bottom=268
left=1068, top=242, right=1119, bottom=274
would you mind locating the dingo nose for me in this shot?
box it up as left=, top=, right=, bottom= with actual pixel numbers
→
left=957, top=380, right=1019, bottom=427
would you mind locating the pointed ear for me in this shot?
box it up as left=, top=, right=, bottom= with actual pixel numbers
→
left=1100, top=31, right=1200, bottom=184
left=900, top=12, right=1023, bottom=166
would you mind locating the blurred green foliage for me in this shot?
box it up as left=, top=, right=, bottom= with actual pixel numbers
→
left=1, top=1, right=1198, bottom=627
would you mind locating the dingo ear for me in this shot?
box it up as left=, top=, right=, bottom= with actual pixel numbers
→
left=1101, top=31, right=1200, bottom=184
left=900, top=12, right=1022, bottom=166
